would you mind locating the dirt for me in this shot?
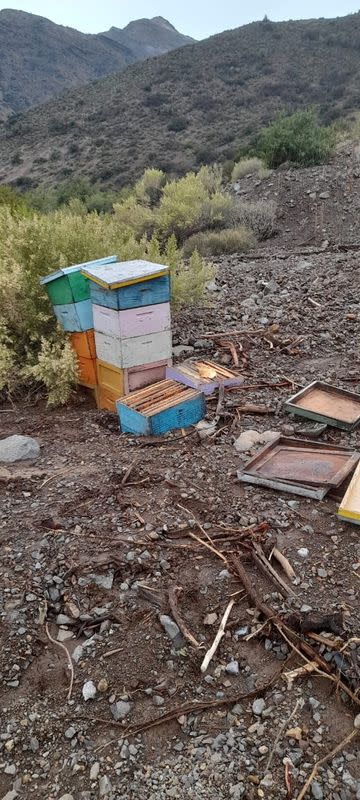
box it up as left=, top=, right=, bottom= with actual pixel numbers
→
left=0, top=208, right=360, bottom=798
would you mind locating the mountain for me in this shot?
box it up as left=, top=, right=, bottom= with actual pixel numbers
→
left=0, top=9, right=194, bottom=118
left=103, top=16, right=194, bottom=58
left=1, top=13, right=360, bottom=191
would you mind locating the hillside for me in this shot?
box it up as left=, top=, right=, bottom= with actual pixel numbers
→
left=1, top=12, right=360, bottom=190
left=0, top=10, right=193, bottom=118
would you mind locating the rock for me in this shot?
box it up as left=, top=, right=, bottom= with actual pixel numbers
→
left=159, top=614, right=185, bottom=648
left=297, top=548, right=309, bottom=558
left=203, top=612, right=218, bottom=625
left=82, top=680, right=97, bottom=701
left=172, top=345, right=195, bottom=358
left=317, top=568, right=327, bottom=578
left=311, top=780, right=323, bottom=799
left=153, top=695, right=165, bottom=706
left=354, top=713, right=360, bottom=728
left=72, top=645, right=84, bottom=663
left=234, top=429, right=278, bottom=453
left=92, top=572, right=114, bottom=590
left=319, top=192, right=330, bottom=199
left=4, top=765, right=16, bottom=775
left=90, top=762, right=100, bottom=780
left=59, top=795, right=74, bottom=800
left=97, top=678, right=108, bottom=693
left=2, top=792, right=18, bottom=800
left=57, top=629, right=74, bottom=642
left=110, top=700, right=131, bottom=721
left=99, top=775, right=112, bottom=796
left=0, top=435, right=40, bottom=463
left=206, top=280, right=220, bottom=292
left=65, top=726, right=76, bottom=739
left=234, top=430, right=262, bottom=452
left=29, top=737, right=39, bottom=752
left=225, top=660, right=239, bottom=675
left=194, top=339, right=211, bottom=348
left=252, top=698, right=266, bottom=716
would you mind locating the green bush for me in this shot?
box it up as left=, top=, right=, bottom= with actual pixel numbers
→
left=0, top=204, right=212, bottom=403
left=258, top=110, right=336, bottom=168
left=182, top=227, right=256, bottom=257
left=231, top=157, right=268, bottom=181
left=234, top=200, right=277, bottom=240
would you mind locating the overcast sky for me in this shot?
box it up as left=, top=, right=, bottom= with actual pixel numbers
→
left=1, top=0, right=359, bottom=37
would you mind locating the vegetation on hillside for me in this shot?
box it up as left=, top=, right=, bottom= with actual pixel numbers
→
left=257, top=110, right=336, bottom=167
left=0, top=194, right=213, bottom=405
left=0, top=12, right=357, bottom=189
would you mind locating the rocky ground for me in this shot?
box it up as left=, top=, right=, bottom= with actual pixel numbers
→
left=1, top=191, right=360, bottom=800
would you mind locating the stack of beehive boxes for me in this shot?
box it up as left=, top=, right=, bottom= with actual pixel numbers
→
left=80, top=259, right=173, bottom=412
left=40, top=256, right=117, bottom=390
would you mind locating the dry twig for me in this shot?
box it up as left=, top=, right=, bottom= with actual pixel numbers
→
left=200, top=599, right=235, bottom=673
left=168, top=585, right=201, bottom=648
left=295, top=728, right=359, bottom=800
left=45, top=622, right=74, bottom=700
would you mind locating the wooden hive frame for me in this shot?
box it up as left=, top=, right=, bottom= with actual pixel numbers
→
left=120, top=380, right=199, bottom=417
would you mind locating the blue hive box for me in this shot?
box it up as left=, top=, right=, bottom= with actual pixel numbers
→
left=82, top=259, right=170, bottom=310
left=116, top=379, right=205, bottom=436
left=53, top=299, right=93, bottom=332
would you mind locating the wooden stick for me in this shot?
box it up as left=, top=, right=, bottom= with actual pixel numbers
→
left=121, top=457, right=139, bottom=485
left=252, top=542, right=295, bottom=597
left=295, top=728, right=359, bottom=800
left=265, top=698, right=301, bottom=771
left=200, top=599, right=235, bottom=673
left=271, top=547, right=296, bottom=580
left=202, top=329, right=264, bottom=338
left=218, top=339, right=239, bottom=367
left=45, top=622, right=74, bottom=700
left=188, top=530, right=227, bottom=563
left=168, top=585, right=201, bottom=648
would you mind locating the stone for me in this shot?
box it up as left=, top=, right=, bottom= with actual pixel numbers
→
left=319, top=192, right=330, bottom=199
left=225, top=660, right=239, bottom=675
left=252, top=698, right=266, bottom=715
left=234, top=430, right=261, bottom=452
left=72, top=645, right=84, bottom=663
left=317, top=568, right=327, bottom=578
left=65, top=726, right=76, bottom=739
left=172, top=345, right=195, bottom=358
left=0, top=435, right=40, bottom=463
left=354, top=713, right=360, bottom=728
left=59, top=795, right=74, bottom=800
left=99, top=775, right=112, bottom=796
left=203, top=612, right=217, bottom=625
left=57, top=629, right=74, bottom=642
left=90, top=762, right=100, bottom=780
left=159, top=614, right=185, bottom=648
left=311, top=781, right=323, bottom=799
left=110, top=700, right=131, bottom=721
left=82, top=680, right=97, bottom=701
left=2, top=792, right=18, bottom=800
left=297, top=548, right=309, bottom=558
left=153, top=695, right=165, bottom=706
left=97, top=678, right=108, bottom=693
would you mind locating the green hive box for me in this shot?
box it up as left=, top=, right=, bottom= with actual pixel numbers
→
left=40, top=256, right=118, bottom=306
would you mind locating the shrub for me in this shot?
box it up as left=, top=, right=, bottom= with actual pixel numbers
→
left=24, top=335, right=78, bottom=406
left=258, top=110, right=336, bottom=168
left=0, top=204, right=211, bottom=401
left=182, top=227, right=255, bottom=258
left=134, top=168, right=166, bottom=206
left=234, top=200, right=277, bottom=240
left=168, top=116, right=188, bottom=132
left=231, top=157, right=268, bottom=181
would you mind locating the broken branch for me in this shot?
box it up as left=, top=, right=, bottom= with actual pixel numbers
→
left=45, top=622, right=74, bottom=701
left=168, top=585, right=201, bottom=648
left=200, top=599, right=235, bottom=673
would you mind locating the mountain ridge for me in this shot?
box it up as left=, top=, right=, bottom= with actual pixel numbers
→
left=1, top=12, right=360, bottom=191
left=0, top=9, right=194, bottom=118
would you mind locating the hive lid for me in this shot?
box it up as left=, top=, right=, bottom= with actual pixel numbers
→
left=81, top=259, right=169, bottom=290
left=40, top=255, right=117, bottom=285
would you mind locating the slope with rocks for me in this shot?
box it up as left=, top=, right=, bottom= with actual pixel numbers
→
left=0, top=10, right=194, bottom=119
left=1, top=12, right=360, bottom=188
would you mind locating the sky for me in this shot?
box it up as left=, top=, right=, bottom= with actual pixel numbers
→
left=0, top=0, right=359, bottom=38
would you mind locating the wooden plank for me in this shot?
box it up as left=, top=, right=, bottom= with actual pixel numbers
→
left=338, top=461, right=360, bottom=524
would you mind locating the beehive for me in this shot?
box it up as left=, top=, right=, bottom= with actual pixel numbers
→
left=116, top=380, right=205, bottom=436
